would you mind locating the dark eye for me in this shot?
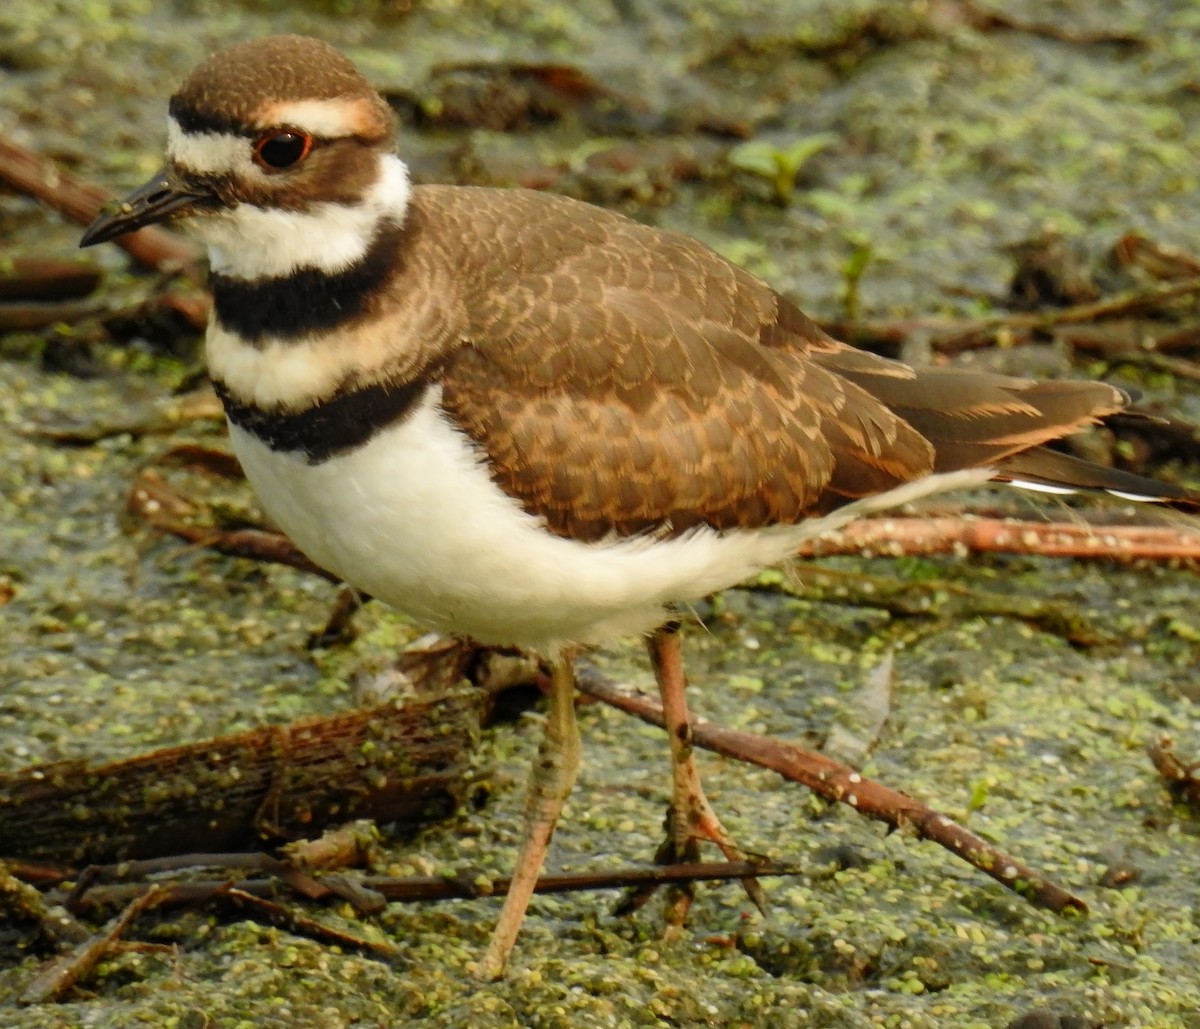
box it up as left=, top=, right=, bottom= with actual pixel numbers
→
left=254, top=130, right=313, bottom=170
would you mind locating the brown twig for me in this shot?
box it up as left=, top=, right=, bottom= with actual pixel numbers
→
left=575, top=668, right=1088, bottom=914
left=1101, top=349, right=1200, bottom=382
left=161, top=521, right=335, bottom=580
left=222, top=886, right=400, bottom=959
left=824, top=315, right=1200, bottom=361
left=0, top=299, right=104, bottom=332
left=1147, top=737, right=1200, bottom=813
left=820, top=274, right=1200, bottom=357
left=794, top=516, right=1200, bottom=563
left=1054, top=320, right=1200, bottom=358
left=0, top=136, right=201, bottom=276
left=959, top=2, right=1147, bottom=49
left=0, top=864, right=91, bottom=950
left=18, top=886, right=165, bottom=1005
left=1114, top=231, right=1200, bottom=281
left=0, top=257, right=102, bottom=301
left=987, top=275, right=1200, bottom=329
left=63, top=860, right=799, bottom=918
left=153, top=441, right=245, bottom=478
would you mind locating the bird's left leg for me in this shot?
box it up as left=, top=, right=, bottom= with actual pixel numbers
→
left=473, top=651, right=581, bottom=979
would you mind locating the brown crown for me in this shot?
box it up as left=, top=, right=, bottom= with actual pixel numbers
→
left=169, top=34, right=393, bottom=141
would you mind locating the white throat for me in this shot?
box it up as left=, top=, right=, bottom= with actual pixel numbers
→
left=180, top=147, right=411, bottom=281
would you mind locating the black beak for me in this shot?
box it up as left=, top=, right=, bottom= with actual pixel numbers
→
left=80, top=169, right=207, bottom=247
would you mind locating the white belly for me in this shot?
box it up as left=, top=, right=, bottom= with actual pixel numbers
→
left=229, top=388, right=990, bottom=653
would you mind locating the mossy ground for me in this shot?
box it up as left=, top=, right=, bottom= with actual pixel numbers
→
left=2, top=2, right=1199, bottom=1026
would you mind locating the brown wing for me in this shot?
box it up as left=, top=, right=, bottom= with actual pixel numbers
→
left=429, top=187, right=1148, bottom=541
left=435, top=188, right=935, bottom=541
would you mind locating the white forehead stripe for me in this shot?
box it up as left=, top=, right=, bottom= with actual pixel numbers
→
left=167, top=118, right=252, bottom=176
left=255, top=97, right=373, bottom=138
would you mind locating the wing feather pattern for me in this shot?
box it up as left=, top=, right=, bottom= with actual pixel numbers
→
left=419, top=187, right=1197, bottom=540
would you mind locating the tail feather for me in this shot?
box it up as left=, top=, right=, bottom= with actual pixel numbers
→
left=807, top=343, right=1196, bottom=517
left=816, top=351, right=1130, bottom=473
left=995, top=447, right=1200, bottom=510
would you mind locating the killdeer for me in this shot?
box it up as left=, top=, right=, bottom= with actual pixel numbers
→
left=82, top=35, right=1199, bottom=979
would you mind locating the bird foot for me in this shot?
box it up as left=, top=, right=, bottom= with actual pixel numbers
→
left=615, top=798, right=768, bottom=924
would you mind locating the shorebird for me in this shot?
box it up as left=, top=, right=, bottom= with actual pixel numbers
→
left=81, top=34, right=1199, bottom=978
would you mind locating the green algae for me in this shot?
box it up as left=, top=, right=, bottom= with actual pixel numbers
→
left=2, top=0, right=1200, bottom=1026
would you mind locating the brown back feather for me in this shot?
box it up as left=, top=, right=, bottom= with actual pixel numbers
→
left=421, top=187, right=1189, bottom=539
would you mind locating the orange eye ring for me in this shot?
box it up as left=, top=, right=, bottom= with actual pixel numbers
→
left=253, top=129, right=314, bottom=170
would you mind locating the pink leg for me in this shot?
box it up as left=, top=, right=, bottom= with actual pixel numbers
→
left=473, top=654, right=580, bottom=979
left=645, top=622, right=766, bottom=920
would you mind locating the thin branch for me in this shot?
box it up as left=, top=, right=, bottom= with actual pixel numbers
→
left=0, top=135, right=201, bottom=276
left=795, top=516, right=1200, bottom=563
left=576, top=668, right=1088, bottom=914
left=64, top=860, right=799, bottom=916
left=1148, top=737, right=1200, bottom=813
left=19, top=886, right=165, bottom=1006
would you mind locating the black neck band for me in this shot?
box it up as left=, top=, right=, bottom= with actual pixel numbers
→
left=210, top=220, right=406, bottom=343
left=215, top=375, right=429, bottom=463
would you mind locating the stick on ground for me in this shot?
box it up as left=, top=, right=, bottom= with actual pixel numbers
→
left=575, top=666, right=1088, bottom=914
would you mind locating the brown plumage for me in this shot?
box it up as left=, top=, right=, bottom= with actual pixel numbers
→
left=96, top=35, right=1200, bottom=539
left=383, top=186, right=1186, bottom=541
